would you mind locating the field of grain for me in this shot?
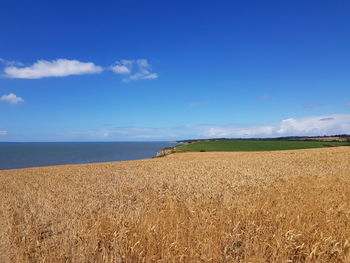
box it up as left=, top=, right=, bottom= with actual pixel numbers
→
left=175, top=139, right=350, bottom=152
left=1, top=147, right=350, bottom=262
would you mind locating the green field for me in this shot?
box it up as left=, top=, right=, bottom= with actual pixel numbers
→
left=175, top=140, right=350, bottom=152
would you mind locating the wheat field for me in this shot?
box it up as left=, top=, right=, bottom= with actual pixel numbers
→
left=1, top=147, right=350, bottom=262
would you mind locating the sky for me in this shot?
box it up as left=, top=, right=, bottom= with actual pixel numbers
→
left=1, top=0, right=350, bottom=141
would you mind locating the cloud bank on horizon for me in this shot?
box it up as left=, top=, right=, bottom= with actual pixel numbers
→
left=1, top=112, right=350, bottom=141
left=1, top=58, right=157, bottom=81
left=204, top=114, right=350, bottom=138
left=59, top=114, right=350, bottom=141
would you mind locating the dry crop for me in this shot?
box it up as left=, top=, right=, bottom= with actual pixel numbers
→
left=1, top=147, right=350, bottom=262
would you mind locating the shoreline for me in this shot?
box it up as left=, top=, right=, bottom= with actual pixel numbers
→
left=3, top=145, right=350, bottom=171
left=0, top=141, right=177, bottom=171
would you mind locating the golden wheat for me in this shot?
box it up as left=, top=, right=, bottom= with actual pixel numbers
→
left=293, top=136, right=349, bottom=142
left=1, top=147, right=350, bottom=262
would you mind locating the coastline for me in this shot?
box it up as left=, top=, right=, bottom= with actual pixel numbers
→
left=0, top=141, right=177, bottom=170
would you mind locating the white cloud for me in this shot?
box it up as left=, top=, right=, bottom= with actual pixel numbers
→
left=275, top=114, right=350, bottom=136
left=0, top=93, right=24, bottom=104
left=0, top=130, right=8, bottom=135
left=111, top=59, right=158, bottom=82
left=1, top=58, right=158, bottom=81
left=111, top=60, right=132, bottom=74
left=3, top=59, right=103, bottom=79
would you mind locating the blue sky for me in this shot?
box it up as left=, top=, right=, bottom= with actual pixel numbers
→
left=1, top=0, right=350, bottom=141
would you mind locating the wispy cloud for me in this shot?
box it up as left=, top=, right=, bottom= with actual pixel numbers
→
left=3, top=59, right=103, bottom=79
left=347, top=102, right=350, bottom=107
left=69, top=114, right=350, bottom=140
left=111, top=59, right=158, bottom=82
left=188, top=101, right=209, bottom=107
left=71, top=127, right=175, bottom=140
left=0, top=130, right=8, bottom=135
left=0, top=58, right=24, bottom=66
left=319, top=117, right=334, bottom=121
left=0, top=93, right=24, bottom=104
left=305, top=104, right=322, bottom=109
left=259, top=95, right=271, bottom=101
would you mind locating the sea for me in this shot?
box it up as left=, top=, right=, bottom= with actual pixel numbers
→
left=0, top=141, right=177, bottom=170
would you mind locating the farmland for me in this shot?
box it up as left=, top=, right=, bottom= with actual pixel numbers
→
left=175, top=139, right=350, bottom=152
left=1, top=147, right=350, bottom=262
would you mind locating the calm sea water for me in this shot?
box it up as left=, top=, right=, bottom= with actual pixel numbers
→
left=0, top=142, right=176, bottom=170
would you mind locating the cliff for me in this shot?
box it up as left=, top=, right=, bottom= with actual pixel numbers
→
left=156, top=147, right=176, bottom=157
